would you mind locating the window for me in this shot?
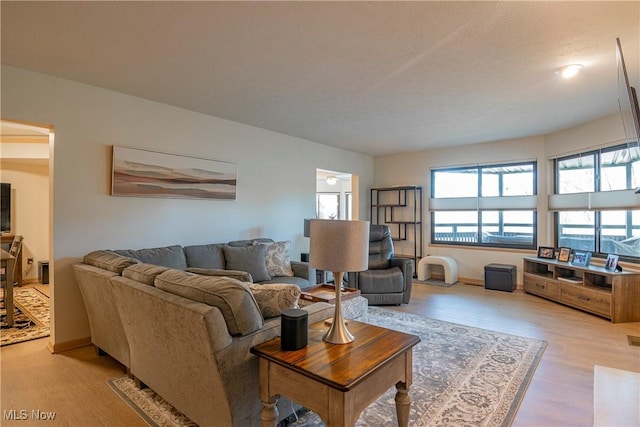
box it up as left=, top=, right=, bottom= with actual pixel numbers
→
left=430, top=161, right=537, bottom=249
left=316, top=193, right=340, bottom=220
left=553, top=143, right=639, bottom=261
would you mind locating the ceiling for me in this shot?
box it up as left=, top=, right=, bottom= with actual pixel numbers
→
left=1, top=1, right=638, bottom=157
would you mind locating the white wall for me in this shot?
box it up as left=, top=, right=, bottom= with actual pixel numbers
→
left=1, top=65, right=374, bottom=346
left=0, top=161, right=50, bottom=282
left=374, top=115, right=629, bottom=285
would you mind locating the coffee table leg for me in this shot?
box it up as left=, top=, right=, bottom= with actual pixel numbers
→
left=395, top=381, right=410, bottom=427
left=260, top=396, right=279, bottom=427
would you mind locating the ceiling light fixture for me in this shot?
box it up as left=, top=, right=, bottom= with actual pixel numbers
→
left=556, top=64, right=583, bottom=79
left=326, top=176, right=338, bottom=185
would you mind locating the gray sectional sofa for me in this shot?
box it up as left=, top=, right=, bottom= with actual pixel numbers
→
left=73, top=239, right=333, bottom=427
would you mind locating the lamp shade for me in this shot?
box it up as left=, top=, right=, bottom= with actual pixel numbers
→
left=309, top=219, right=369, bottom=272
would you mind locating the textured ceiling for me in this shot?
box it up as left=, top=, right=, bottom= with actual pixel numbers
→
left=1, top=1, right=639, bottom=156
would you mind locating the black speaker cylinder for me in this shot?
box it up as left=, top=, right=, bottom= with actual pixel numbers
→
left=281, top=308, right=308, bottom=351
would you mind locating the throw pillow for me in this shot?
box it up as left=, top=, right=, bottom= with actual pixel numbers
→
left=248, top=283, right=301, bottom=319
left=222, top=245, right=271, bottom=282
left=155, top=269, right=263, bottom=336
left=122, top=263, right=171, bottom=286
left=255, top=241, right=294, bottom=278
left=83, top=250, right=140, bottom=274
left=186, top=267, right=253, bottom=283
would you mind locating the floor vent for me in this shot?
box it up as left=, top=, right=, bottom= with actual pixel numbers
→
left=627, top=335, right=640, bottom=347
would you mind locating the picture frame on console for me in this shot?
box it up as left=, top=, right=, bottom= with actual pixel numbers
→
left=605, top=254, right=620, bottom=272
left=537, top=246, right=556, bottom=259
left=558, top=247, right=572, bottom=263
left=571, top=251, right=591, bottom=267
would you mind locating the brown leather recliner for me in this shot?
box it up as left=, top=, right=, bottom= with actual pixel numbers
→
left=348, top=224, right=413, bottom=305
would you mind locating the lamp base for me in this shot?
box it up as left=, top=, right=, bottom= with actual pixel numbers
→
left=323, top=271, right=354, bottom=344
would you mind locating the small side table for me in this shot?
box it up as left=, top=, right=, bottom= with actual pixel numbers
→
left=251, top=320, right=420, bottom=427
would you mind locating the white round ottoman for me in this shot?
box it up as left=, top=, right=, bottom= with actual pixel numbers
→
left=417, top=256, right=459, bottom=284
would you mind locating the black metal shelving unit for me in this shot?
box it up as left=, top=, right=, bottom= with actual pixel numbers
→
left=370, top=186, right=423, bottom=276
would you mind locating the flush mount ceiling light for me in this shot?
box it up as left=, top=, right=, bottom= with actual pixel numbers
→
left=556, top=64, right=584, bottom=79
left=326, top=176, right=338, bottom=185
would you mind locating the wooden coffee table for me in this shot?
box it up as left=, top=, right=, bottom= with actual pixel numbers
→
left=250, top=320, right=420, bottom=427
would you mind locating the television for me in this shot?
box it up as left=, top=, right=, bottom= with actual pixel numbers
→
left=1, top=183, right=11, bottom=234
left=616, top=37, right=640, bottom=147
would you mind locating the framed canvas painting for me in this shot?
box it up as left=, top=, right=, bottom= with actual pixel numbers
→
left=111, top=146, right=237, bottom=200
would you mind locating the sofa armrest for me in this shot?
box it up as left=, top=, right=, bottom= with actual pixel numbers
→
left=290, top=261, right=317, bottom=286
left=390, top=257, right=413, bottom=304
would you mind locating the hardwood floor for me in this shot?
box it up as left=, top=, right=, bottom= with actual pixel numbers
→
left=1, top=282, right=639, bottom=426
left=390, top=283, right=640, bottom=427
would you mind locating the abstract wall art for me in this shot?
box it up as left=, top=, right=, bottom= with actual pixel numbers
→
left=111, top=146, right=237, bottom=200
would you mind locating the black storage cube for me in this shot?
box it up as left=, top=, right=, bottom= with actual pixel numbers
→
left=484, top=263, right=516, bottom=292
left=38, top=261, right=49, bottom=285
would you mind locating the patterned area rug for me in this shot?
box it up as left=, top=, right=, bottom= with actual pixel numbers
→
left=1, top=287, right=50, bottom=346
left=107, top=307, right=546, bottom=427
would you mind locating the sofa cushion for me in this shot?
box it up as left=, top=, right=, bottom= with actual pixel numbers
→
left=247, top=283, right=301, bottom=319
left=183, top=243, right=226, bottom=269
left=83, top=250, right=140, bottom=274
left=255, top=241, right=294, bottom=278
left=186, top=267, right=253, bottom=283
left=154, top=269, right=263, bottom=336
left=114, top=245, right=187, bottom=269
left=222, top=245, right=271, bottom=282
left=123, top=263, right=171, bottom=286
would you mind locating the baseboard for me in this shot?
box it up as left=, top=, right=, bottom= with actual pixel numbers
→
left=420, top=275, right=524, bottom=289
left=462, top=277, right=483, bottom=286
left=22, top=278, right=40, bottom=285
left=49, top=336, right=92, bottom=354
left=422, top=274, right=524, bottom=289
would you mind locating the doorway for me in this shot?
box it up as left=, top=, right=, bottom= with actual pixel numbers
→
left=315, top=169, right=354, bottom=219
left=1, top=118, right=54, bottom=337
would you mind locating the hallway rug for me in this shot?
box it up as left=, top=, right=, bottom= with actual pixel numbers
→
left=107, top=307, right=547, bottom=427
left=1, top=287, right=50, bottom=346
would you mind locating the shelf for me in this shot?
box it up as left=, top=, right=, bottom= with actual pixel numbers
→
left=371, top=186, right=423, bottom=277
left=386, top=221, right=419, bottom=225
left=523, top=256, right=640, bottom=323
left=371, top=185, right=421, bottom=191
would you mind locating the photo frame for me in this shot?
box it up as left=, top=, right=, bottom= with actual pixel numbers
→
left=571, top=251, right=592, bottom=267
left=111, top=146, right=237, bottom=200
left=605, top=254, right=620, bottom=272
left=537, top=246, right=556, bottom=259
left=558, top=247, right=572, bottom=263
